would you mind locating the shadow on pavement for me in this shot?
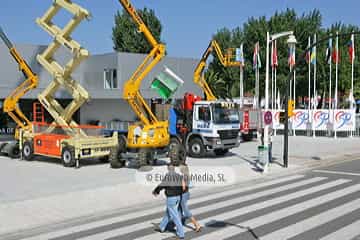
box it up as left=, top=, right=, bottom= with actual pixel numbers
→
left=205, top=219, right=259, bottom=239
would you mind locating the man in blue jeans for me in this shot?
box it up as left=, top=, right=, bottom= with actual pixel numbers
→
left=153, top=164, right=184, bottom=239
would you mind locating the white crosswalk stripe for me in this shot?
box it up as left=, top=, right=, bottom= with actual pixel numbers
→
left=76, top=177, right=325, bottom=240
left=20, top=175, right=360, bottom=240
left=135, top=179, right=350, bottom=240
left=22, top=174, right=305, bottom=240
left=319, top=219, right=360, bottom=240
left=260, top=198, right=360, bottom=240
left=192, top=180, right=360, bottom=240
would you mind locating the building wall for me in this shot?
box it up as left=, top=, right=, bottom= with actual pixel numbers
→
left=80, top=99, right=136, bottom=124
left=0, top=44, right=202, bottom=127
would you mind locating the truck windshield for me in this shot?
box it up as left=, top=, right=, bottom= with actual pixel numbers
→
left=212, top=104, right=240, bottom=124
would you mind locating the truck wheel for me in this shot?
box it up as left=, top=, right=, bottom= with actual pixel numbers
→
left=188, top=138, right=205, bottom=158
left=137, top=148, right=148, bottom=168
left=110, top=147, right=125, bottom=169
left=9, top=144, right=20, bottom=159
left=61, top=146, right=76, bottom=167
left=118, top=134, right=127, bottom=152
left=242, top=133, right=253, bottom=141
left=169, top=143, right=186, bottom=166
left=214, top=149, right=229, bottom=156
left=22, top=141, right=34, bottom=161
left=147, top=150, right=157, bottom=166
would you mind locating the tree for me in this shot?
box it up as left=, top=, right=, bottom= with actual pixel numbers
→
left=112, top=7, right=163, bottom=53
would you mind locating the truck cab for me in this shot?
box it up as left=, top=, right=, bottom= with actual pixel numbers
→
left=188, top=101, right=240, bottom=157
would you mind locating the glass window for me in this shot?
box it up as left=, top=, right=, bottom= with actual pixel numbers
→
left=212, top=104, right=240, bottom=124
left=104, top=69, right=118, bottom=89
left=198, top=106, right=211, bottom=122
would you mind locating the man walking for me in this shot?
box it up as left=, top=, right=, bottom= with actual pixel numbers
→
left=153, top=164, right=185, bottom=239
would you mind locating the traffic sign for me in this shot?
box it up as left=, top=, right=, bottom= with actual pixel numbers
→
left=264, top=111, right=272, bottom=125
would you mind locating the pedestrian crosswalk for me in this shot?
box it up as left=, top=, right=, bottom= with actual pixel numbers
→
left=21, top=173, right=360, bottom=240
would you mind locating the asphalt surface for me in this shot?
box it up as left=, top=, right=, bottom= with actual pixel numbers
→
left=3, top=158, right=360, bottom=240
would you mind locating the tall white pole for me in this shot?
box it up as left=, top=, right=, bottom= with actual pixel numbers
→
left=313, top=34, right=317, bottom=138
left=329, top=44, right=332, bottom=111
left=264, top=32, right=270, bottom=148
left=240, top=44, right=244, bottom=105
left=335, top=32, right=339, bottom=139
left=271, top=41, right=274, bottom=110
left=308, top=36, right=311, bottom=129
left=351, top=33, right=354, bottom=107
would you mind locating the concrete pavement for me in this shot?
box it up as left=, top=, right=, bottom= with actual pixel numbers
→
left=0, top=135, right=360, bottom=237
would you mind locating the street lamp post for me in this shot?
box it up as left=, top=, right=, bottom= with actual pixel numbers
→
left=283, top=34, right=297, bottom=168
left=264, top=31, right=294, bottom=151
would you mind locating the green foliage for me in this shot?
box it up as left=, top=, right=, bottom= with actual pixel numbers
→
left=112, top=7, right=163, bottom=53
left=204, top=68, right=228, bottom=98
left=207, top=8, right=360, bottom=100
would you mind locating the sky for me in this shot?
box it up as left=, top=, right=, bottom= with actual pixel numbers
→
left=0, top=0, right=359, bottom=59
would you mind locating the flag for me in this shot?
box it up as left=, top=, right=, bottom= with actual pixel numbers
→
left=288, top=45, right=296, bottom=68
left=348, top=33, right=355, bottom=63
left=325, top=36, right=333, bottom=64
left=151, top=66, right=184, bottom=99
left=310, top=41, right=316, bottom=65
left=236, top=44, right=245, bottom=66
left=253, top=42, right=261, bottom=70
left=271, top=40, right=278, bottom=68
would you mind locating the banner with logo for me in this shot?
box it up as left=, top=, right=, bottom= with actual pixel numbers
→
left=272, top=110, right=284, bottom=130
left=334, top=109, right=355, bottom=131
left=312, top=110, right=331, bottom=130
left=292, top=110, right=310, bottom=130
left=270, top=109, right=355, bottom=131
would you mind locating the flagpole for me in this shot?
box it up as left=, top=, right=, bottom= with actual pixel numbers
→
left=351, top=33, right=354, bottom=108
left=308, top=36, right=311, bottom=136
left=239, top=43, right=244, bottom=107
left=313, top=33, right=317, bottom=138
left=271, top=41, right=274, bottom=110
left=334, top=32, right=339, bottom=139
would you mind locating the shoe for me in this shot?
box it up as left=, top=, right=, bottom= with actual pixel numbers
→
left=195, top=225, right=202, bottom=232
left=153, top=227, right=164, bottom=233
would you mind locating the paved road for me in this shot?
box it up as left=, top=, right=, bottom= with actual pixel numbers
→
left=3, top=159, right=360, bottom=240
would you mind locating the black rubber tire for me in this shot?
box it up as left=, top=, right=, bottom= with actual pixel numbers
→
left=169, top=137, right=180, bottom=151
left=109, top=147, right=125, bottom=169
left=169, top=143, right=186, bottom=166
left=118, top=135, right=127, bottom=152
left=146, top=150, right=157, bottom=166
left=137, top=148, right=148, bottom=168
left=188, top=138, right=205, bottom=158
left=99, top=156, right=109, bottom=163
left=214, top=148, right=229, bottom=156
left=61, top=146, right=76, bottom=167
left=8, top=143, right=20, bottom=159
left=242, top=133, right=253, bottom=142
left=22, top=141, right=34, bottom=161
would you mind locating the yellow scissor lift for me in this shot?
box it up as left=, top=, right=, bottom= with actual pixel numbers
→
left=19, top=0, right=118, bottom=167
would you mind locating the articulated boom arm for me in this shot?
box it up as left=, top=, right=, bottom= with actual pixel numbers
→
left=118, top=0, right=165, bottom=126
left=194, top=40, right=240, bottom=101
left=0, top=27, right=38, bottom=138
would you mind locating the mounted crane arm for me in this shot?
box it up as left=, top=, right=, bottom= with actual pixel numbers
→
left=0, top=27, right=38, bottom=138
left=118, top=0, right=169, bottom=149
left=119, top=0, right=165, bottom=126
left=193, top=40, right=240, bottom=101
